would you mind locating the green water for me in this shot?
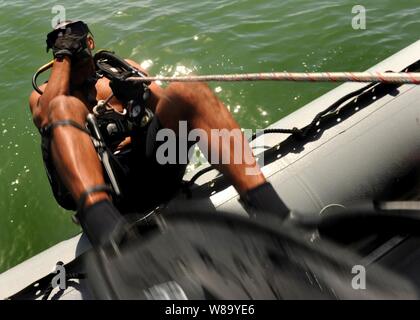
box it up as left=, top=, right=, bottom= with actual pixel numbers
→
left=0, top=0, right=419, bottom=273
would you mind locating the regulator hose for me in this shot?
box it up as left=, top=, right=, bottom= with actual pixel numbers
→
left=31, top=60, right=54, bottom=95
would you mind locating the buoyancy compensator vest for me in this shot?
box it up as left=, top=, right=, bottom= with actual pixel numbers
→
left=92, top=50, right=154, bottom=149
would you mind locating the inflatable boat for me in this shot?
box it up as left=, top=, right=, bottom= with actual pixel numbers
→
left=2, top=40, right=420, bottom=300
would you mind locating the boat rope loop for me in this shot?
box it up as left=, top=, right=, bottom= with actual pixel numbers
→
left=184, top=81, right=377, bottom=192
left=250, top=81, right=377, bottom=142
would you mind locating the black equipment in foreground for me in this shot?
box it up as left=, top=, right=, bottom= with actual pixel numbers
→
left=81, top=205, right=418, bottom=300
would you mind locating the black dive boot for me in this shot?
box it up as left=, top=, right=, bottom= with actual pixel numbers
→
left=75, top=185, right=127, bottom=247
left=240, top=182, right=290, bottom=222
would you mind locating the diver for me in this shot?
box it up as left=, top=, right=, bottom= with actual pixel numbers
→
left=29, top=20, right=289, bottom=247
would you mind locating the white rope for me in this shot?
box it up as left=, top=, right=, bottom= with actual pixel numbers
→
left=127, top=71, right=420, bottom=84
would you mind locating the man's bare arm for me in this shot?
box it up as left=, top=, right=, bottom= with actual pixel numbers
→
left=124, top=58, right=165, bottom=104
left=29, top=57, right=72, bottom=128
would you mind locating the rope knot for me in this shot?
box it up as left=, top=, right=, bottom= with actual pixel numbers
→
left=291, top=127, right=304, bottom=139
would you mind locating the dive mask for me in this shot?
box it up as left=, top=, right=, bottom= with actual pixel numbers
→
left=46, top=20, right=93, bottom=60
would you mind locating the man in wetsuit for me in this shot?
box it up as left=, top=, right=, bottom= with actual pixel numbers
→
left=29, top=20, right=288, bottom=246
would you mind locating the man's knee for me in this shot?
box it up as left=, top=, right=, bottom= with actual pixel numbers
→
left=170, top=81, right=212, bottom=99
left=47, top=95, right=88, bottom=124
left=166, top=81, right=219, bottom=114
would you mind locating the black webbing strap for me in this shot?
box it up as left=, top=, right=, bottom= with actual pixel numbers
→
left=40, top=119, right=91, bottom=137
left=77, top=184, right=114, bottom=212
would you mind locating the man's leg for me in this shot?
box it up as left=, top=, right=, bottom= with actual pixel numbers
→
left=151, top=82, right=289, bottom=219
left=153, top=82, right=265, bottom=196
left=47, top=95, right=109, bottom=206
left=44, top=95, right=122, bottom=246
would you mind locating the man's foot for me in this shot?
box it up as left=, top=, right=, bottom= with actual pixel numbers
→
left=240, top=182, right=290, bottom=221
left=77, top=199, right=124, bottom=247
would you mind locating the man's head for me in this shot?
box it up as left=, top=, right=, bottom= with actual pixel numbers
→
left=46, top=20, right=96, bottom=84
left=46, top=20, right=95, bottom=62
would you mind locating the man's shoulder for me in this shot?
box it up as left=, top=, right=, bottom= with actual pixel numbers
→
left=124, top=58, right=138, bottom=66
left=124, top=59, right=149, bottom=76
